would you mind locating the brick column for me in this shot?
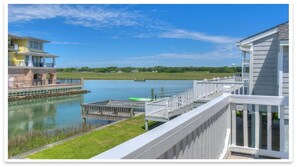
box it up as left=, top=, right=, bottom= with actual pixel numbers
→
left=42, top=73, right=48, bottom=86
left=53, top=73, right=57, bottom=84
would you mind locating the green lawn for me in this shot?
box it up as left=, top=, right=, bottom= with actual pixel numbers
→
left=27, top=115, right=155, bottom=159
left=57, top=72, right=234, bottom=80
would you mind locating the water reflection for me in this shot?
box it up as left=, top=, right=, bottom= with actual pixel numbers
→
left=8, top=80, right=193, bottom=139
left=8, top=95, right=84, bottom=138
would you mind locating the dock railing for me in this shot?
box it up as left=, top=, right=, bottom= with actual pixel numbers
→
left=145, top=77, right=245, bottom=123
left=56, top=78, right=83, bottom=85
left=92, top=86, right=288, bottom=159
left=81, top=104, right=136, bottom=119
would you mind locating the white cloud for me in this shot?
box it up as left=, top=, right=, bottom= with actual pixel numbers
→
left=9, top=5, right=143, bottom=29
left=159, top=29, right=240, bottom=43
left=50, top=41, right=90, bottom=45
left=59, top=44, right=241, bottom=67
left=111, top=36, right=120, bottom=39
left=131, top=44, right=240, bottom=60
left=61, top=59, right=159, bottom=67
left=9, top=5, right=239, bottom=44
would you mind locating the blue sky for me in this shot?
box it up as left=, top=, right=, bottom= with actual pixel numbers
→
left=8, top=4, right=288, bottom=67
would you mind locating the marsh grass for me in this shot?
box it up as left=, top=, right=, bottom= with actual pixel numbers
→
left=8, top=124, right=102, bottom=158
left=57, top=72, right=234, bottom=80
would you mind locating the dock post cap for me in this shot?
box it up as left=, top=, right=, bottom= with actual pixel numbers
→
left=223, top=86, right=231, bottom=95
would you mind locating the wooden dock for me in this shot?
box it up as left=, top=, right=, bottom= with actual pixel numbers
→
left=81, top=100, right=145, bottom=121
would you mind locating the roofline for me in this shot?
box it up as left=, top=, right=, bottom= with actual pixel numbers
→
left=18, top=52, right=59, bottom=57
left=238, top=21, right=288, bottom=46
left=22, top=37, right=50, bottom=43
left=8, top=33, right=50, bottom=43
left=8, top=33, right=22, bottom=39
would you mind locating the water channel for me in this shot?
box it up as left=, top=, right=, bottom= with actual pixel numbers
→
left=8, top=80, right=193, bottom=138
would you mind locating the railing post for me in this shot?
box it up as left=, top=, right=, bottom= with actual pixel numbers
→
left=144, top=102, right=149, bottom=130
left=279, top=105, right=285, bottom=153
left=255, top=104, right=260, bottom=150
left=223, top=86, right=231, bottom=95
left=166, top=97, right=169, bottom=120
left=144, top=102, right=148, bottom=117
left=80, top=77, right=84, bottom=86
left=231, top=104, right=236, bottom=146
left=193, top=80, right=197, bottom=100
left=267, top=105, right=272, bottom=151
left=203, top=79, right=207, bottom=97
left=243, top=104, right=248, bottom=147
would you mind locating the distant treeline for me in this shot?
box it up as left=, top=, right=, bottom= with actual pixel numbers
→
left=57, top=66, right=241, bottom=73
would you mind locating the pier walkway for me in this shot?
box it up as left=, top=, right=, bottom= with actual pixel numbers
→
left=144, top=77, right=246, bottom=130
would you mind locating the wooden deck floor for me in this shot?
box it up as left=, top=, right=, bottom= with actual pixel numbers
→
left=226, top=152, right=255, bottom=159
left=226, top=152, right=278, bottom=159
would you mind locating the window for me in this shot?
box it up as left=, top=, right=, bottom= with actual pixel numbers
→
left=29, top=41, right=43, bottom=51
left=30, top=41, right=33, bottom=49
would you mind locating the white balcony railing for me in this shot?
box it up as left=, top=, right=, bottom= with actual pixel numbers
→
left=92, top=86, right=288, bottom=159
left=145, top=77, right=246, bottom=123
left=8, top=60, right=25, bottom=67
left=8, top=61, right=55, bottom=68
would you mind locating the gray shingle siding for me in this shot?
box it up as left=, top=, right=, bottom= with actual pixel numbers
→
left=279, top=23, right=289, bottom=40
left=252, top=33, right=279, bottom=96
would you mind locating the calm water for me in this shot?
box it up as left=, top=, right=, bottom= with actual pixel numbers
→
left=8, top=80, right=192, bottom=138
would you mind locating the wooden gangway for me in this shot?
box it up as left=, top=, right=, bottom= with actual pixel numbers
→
left=81, top=100, right=145, bottom=122
left=144, top=77, right=246, bottom=129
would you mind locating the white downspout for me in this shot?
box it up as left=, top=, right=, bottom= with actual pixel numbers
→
left=278, top=46, right=283, bottom=96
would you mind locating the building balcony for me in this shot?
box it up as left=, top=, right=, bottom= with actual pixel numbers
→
left=8, top=60, right=25, bottom=67
left=8, top=61, right=55, bottom=68
left=8, top=44, right=19, bottom=52
left=91, top=84, right=288, bottom=160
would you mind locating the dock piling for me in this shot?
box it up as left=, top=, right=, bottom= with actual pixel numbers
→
left=151, top=89, right=155, bottom=101
left=145, top=120, right=148, bottom=131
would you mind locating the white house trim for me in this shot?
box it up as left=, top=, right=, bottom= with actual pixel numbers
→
left=280, top=40, right=289, bottom=46
left=278, top=45, right=284, bottom=96
left=249, top=45, right=254, bottom=95
left=239, top=27, right=279, bottom=46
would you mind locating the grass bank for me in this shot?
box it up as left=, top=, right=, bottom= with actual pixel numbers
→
left=9, top=124, right=102, bottom=158
left=57, top=72, right=234, bottom=80
left=27, top=114, right=156, bottom=159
